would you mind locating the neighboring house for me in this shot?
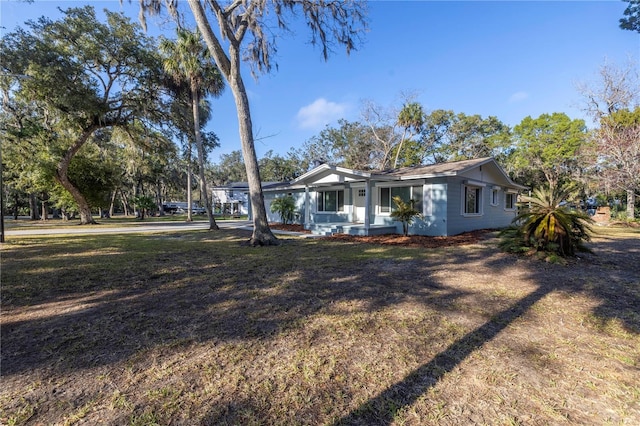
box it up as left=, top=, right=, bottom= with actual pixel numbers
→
left=217, top=157, right=527, bottom=236
left=210, top=182, right=251, bottom=216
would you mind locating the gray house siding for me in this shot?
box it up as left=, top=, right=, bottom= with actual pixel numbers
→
left=446, top=177, right=518, bottom=236
left=263, top=189, right=306, bottom=224
left=411, top=180, right=449, bottom=237
left=370, top=179, right=450, bottom=237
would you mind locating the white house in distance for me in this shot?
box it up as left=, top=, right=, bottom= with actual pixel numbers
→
left=210, top=182, right=251, bottom=216
left=214, top=157, right=527, bottom=236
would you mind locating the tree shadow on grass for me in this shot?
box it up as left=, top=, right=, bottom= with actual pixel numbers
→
left=331, top=232, right=640, bottom=425
left=1, top=230, right=638, bottom=424
left=332, top=285, right=550, bottom=425
left=1, top=233, right=481, bottom=378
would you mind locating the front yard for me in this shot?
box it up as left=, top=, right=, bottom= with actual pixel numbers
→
left=1, top=226, right=638, bottom=425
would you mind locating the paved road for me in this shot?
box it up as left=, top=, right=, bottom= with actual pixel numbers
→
left=4, top=220, right=313, bottom=237
left=4, top=220, right=255, bottom=236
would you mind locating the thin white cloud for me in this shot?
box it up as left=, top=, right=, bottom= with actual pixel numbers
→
left=296, top=98, right=348, bottom=130
left=508, top=91, right=529, bottom=103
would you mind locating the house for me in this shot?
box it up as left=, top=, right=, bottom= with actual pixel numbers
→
left=210, top=182, right=251, bottom=216
left=265, top=157, right=526, bottom=236
left=217, top=157, right=527, bottom=236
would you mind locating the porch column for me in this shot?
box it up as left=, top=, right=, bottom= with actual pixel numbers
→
left=304, top=185, right=310, bottom=229
left=364, top=179, right=371, bottom=236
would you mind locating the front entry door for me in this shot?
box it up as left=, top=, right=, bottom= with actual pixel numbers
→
left=353, top=188, right=366, bottom=223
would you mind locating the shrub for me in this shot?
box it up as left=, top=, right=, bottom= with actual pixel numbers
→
left=390, top=196, right=421, bottom=236
left=270, top=195, right=296, bottom=224
left=500, top=184, right=594, bottom=257
left=131, top=195, right=156, bottom=220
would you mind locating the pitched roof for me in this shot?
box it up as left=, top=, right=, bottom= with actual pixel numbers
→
left=217, top=157, right=527, bottom=191
left=374, top=157, right=494, bottom=178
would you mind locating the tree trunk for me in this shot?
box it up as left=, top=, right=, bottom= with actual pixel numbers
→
left=55, top=126, right=98, bottom=224
left=13, top=193, right=19, bottom=220
left=29, top=193, right=39, bottom=220
left=188, top=0, right=278, bottom=246
left=40, top=199, right=48, bottom=221
left=186, top=146, right=193, bottom=222
left=228, top=67, right=278, bottom=245
left=155, top=182, right=165, bottom=217
left=109, top=189, right=117, bottom=218
left=120, top=189, right=130, bottom=217
left=627, top=188, right=636, bottom=219
left=192, top=85, right=218, bottom=230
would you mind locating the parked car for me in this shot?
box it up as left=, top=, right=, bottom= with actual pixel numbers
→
left=163, top=203, right=207, bottom=215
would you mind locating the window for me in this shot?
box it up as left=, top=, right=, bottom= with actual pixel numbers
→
left=317, top=190, right=344, bottom=212
left=491, top=189, right=499, bottom=206
left=358, top=189, right=366, bottom=197
left=379, top=186, right=423, bottom=214
left=463, top=185, right=482, bottom=215
left=505, top=193, right=516, bottom=210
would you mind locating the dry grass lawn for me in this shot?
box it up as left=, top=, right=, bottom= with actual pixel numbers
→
left=1, top=225, right=639, bottom=425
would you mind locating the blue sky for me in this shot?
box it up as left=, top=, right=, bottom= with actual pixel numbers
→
left=2, top=0, right=639, bottom=163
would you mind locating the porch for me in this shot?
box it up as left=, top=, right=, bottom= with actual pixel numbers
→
left=308, top=222, right=397, bottom=236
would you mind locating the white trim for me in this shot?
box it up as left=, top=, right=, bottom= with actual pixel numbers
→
left=463, top=179, right=487, bottom=187
left=377, top=184, right=424, bottom=216
left=490, top=188, right=500, bottom=207
left=374, top=179, right=426, bottom=188
left=316, top=189, right=345, bottom=213
left=461, top=183, right=483, bottom=217
left=504, top=192, right=517, bottom=211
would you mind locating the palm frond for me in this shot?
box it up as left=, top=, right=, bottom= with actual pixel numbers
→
left=502, top=183, right=594, bottom=257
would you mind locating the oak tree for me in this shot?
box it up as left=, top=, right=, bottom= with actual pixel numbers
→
left=1, top=7, right=166, bottom=224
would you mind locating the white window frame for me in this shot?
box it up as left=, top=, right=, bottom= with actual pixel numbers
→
left=462, top=184, right=483, bottom=217
left=490, top=187, right=500, bottom=206
left=316, top=189, right=345, bottom=213
left=504, top=191, right=517, bottom=211
left=378, top=184, right=424, bottom=216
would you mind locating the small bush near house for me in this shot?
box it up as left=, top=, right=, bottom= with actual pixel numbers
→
left=270, top=195, right=296, bottom=224
left=500, top=184, right=594, bottom=258
left=390, top=196, right=421, bottom=236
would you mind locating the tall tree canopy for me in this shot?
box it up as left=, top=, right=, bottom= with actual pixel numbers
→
left=511, top=113, right=587, bottom=189
left=594, top=108, right=640, bottom=218
left=420, top=110, right=511, bottom=164
left=294, top=119, right=375, bottom=171
left=1, top=6, right=166, bottom=224
left=620, top=0, right=640, bottom=32
left=140, top=0, right=368, bottom=246
left=578, top=60, right=640, bottom=218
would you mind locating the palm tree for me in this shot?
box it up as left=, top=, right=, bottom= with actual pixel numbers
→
left=270, top=195, right=296, bottom=225
left=393, top=102, right=424, bottom=169
left=160, top=28, right=225, bottom=230
left=500, top=184, right=594, bottom=257
left=390, top=196, right=422, bottom=236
